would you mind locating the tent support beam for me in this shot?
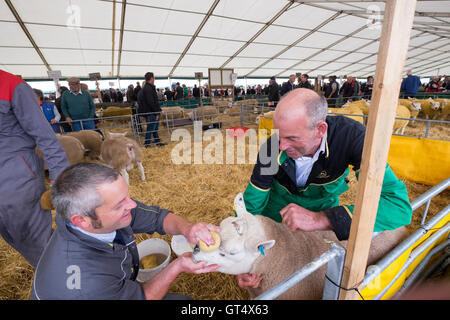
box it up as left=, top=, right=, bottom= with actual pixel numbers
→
left=219, top=1, right=295, bottom=70
left=245, top=11, right=342, bottom=77
left=4, top=0, right=51, bottom=71
left=274, top=23, right=367, bottom=78
left=111, top=0, right=116, bottom=78
left=338, top=0, right=417, bottom=300
left=116, top=0, right=127, bottom=78
left=168, top=0, right=221, bottom=78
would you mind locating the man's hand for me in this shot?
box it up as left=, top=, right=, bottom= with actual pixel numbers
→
left=236, top=273, right=262, bottom=289
left=175, top=252, right=219, bottom=274
left=50, top=119, right=57, bottom=124
left=279, top=203, right=331, bottom=232
left=185, top=222, right=220, bottom=247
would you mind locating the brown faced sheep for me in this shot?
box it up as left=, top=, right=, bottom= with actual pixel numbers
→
left=100, top=132, right=145, bottom=185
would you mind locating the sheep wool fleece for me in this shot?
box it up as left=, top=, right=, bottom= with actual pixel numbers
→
left=0, top=70, right=68, bottom=267
left=243, top=115, right=412, bottom=241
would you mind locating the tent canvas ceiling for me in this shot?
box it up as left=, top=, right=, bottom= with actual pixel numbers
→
left=1, top=0, right=449, bottom=80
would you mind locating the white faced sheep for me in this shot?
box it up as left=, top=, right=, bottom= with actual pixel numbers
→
left=414, top=98, right=441, bottom=120
left=100, top=132, right=145, bottom=185
left=398, top=99, right=421, bottom=124
left=192, top=193, right=408, bottom=300
left=65, top=130, right=103, bottom=159
left=433, top=98, right=449, bottom=120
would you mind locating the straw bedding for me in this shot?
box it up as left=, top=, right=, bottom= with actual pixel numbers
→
left=0, top=117, right=448, bottom=300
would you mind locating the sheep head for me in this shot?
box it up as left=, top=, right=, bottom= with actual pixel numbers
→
left=192, top=193, right=276, bottom=275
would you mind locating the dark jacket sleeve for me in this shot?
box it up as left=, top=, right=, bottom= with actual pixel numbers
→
left=12, top=82, right=68, bottom=180
left=324, top=121, right=411, bottom=240
left=129, top=200, right=172, bottom=235
left=243, top=136, right=279, bottom=215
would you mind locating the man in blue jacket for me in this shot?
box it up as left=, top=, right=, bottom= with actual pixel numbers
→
left=400, top=70, right=421, bottom=98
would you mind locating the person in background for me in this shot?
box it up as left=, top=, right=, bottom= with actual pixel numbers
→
left=116, top=88, right=123, bottom=103
left=54, top=86, right=72, bottom=133
left=137, top=72, right=166, bottom=147
left=174, top=82, right=183, bottom=100
left=298, top=74, right=313, bottom=90
left=33, top=88, right=61, bottom=134
left=324, top=75, right=340, bottom=108
left=340, top=76, right=360, bottom=102
left=400, top=70, right=421, bottom=98
left=425, top=76, right=442, bottom=93
left=280, top=74, right=297, bottom=97
left=61, top=77, right=96, bottom=131
left=360, top=76, right=374, bottom=100
left=0, top=69, right=68, bottom=268
left=268, top=76, right=280, bottom=109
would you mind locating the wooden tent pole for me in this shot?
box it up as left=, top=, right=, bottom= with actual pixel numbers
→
left=338, top=0, right=417, bottom=300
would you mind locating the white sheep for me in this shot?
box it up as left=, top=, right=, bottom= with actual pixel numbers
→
left=192, top=193, right=408, bottom=300
left=433, top=98, right=449, bottom=120
left=100, top=132, right=145, bottom=185
left=414, top=98, right=441, bottom=119
left=186, top=106, right=218, bottom=121
left=65, top=130, right=103, bottom=159
left=398, top=99, right=421, bottom=124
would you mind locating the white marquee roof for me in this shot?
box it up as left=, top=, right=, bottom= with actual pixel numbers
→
left=1, top=0, right=449, bottom=80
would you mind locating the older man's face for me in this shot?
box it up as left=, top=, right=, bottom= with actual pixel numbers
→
left=68, top=81, right=80, bottom=93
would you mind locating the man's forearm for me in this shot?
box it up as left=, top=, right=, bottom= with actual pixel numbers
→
left=162, top=213, right=192, bottom=238
left=141, top=261, right=180, bottom=300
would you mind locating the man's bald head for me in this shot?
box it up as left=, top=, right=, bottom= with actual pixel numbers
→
left=274, top=88, right=328, bottom=128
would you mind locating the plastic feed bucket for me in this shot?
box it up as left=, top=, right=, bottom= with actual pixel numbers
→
left=136, top=238, right=171, bottom=283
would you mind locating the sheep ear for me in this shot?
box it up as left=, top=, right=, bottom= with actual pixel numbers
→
left=232, top=219, right=246, bottom=236
left=256, top=240, right=276, bottom=256
left=234, top=192, right=250, bottom=217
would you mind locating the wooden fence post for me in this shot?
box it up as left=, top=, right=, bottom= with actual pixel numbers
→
left=339, top=0, right=417, bottom=300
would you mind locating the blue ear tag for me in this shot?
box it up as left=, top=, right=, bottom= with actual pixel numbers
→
left=258, top=245, right=265, bottom=256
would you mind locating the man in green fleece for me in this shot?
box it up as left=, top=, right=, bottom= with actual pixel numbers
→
left=237, top=88, right=412, bottom=289
left=61, top=77, right=96, bottom=131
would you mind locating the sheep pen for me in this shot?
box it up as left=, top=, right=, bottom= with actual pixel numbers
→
left=0, top=120, right=448, bottom=300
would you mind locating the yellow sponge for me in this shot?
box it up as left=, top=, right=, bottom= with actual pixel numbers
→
left=198, top=231, right=221, bottom=252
